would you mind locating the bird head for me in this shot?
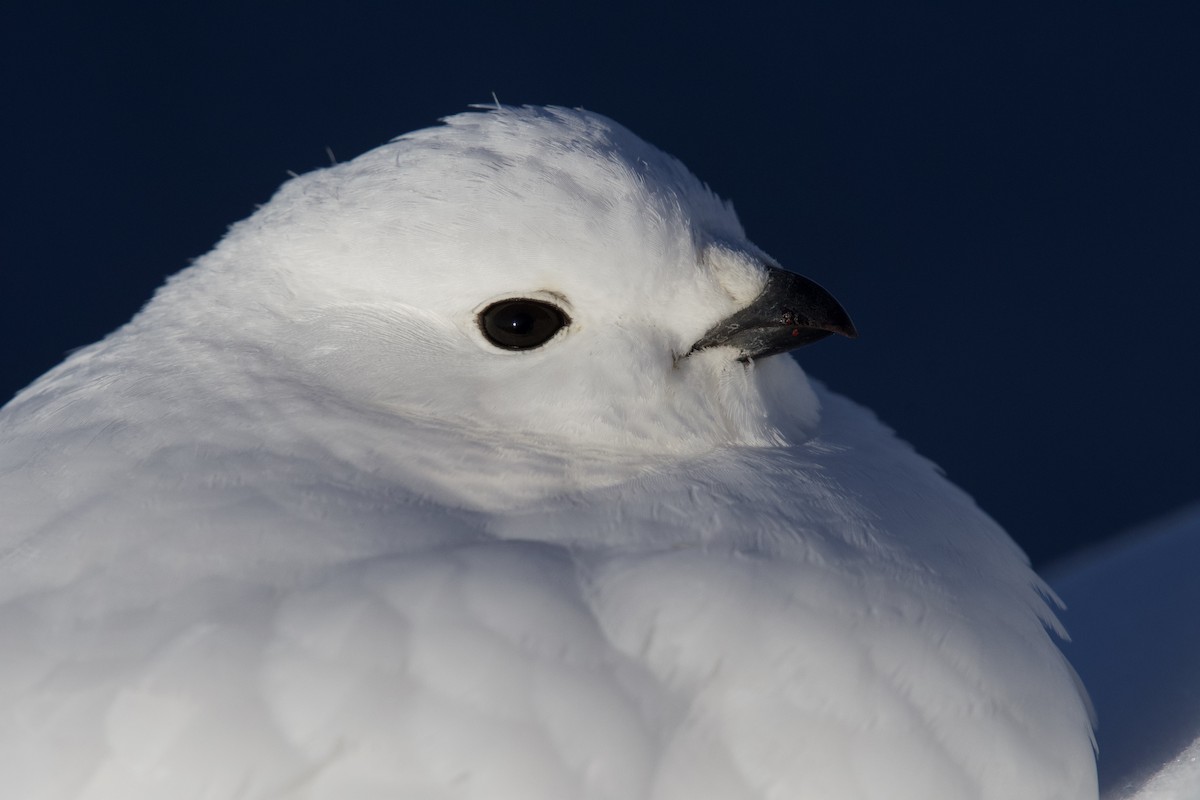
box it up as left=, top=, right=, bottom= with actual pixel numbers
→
left=163, top=106, right=854, bottom=456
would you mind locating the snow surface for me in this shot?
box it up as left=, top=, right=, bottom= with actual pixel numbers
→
left=1049, top=503, right=1200, bottom=799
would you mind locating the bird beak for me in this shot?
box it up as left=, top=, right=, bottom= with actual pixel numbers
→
left=688, top=264, right=857, bottom=361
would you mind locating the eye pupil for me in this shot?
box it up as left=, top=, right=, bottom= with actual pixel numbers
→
left=480, top=299, right=569, bottom=350
left=502, top=309, right=536, bottom=335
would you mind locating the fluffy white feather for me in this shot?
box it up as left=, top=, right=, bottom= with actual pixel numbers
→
left=0, top=106, right=1097, bottom=799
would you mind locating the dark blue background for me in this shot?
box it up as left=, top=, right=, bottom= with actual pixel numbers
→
left=2, top=2, right=1196, bottom=566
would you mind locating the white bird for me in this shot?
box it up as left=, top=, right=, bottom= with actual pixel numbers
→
left=0, top=106, right=1097, bottom=799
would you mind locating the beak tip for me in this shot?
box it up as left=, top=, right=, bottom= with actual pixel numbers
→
left=817, top=306, right=857, bottom=341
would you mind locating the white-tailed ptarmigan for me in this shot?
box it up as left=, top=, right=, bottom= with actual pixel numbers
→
left=0, top=105, right=1098, bottom=800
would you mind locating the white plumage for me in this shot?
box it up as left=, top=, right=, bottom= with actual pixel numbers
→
left=0, top=106, right=1097, bottom=799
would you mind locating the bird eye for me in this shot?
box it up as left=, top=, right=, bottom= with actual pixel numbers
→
left=478, top=299, right=569, bottom=350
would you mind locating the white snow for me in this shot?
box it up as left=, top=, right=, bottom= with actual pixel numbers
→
left=0, top=106, right=1098, bottom=799
left=1049, top=503, right=1200, bottom=799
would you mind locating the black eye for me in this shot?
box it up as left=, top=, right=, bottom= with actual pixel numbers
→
left=478, top=298, right=570, bottom=350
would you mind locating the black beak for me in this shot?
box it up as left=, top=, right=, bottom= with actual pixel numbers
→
left=689, top=264, right=857, bottom=361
